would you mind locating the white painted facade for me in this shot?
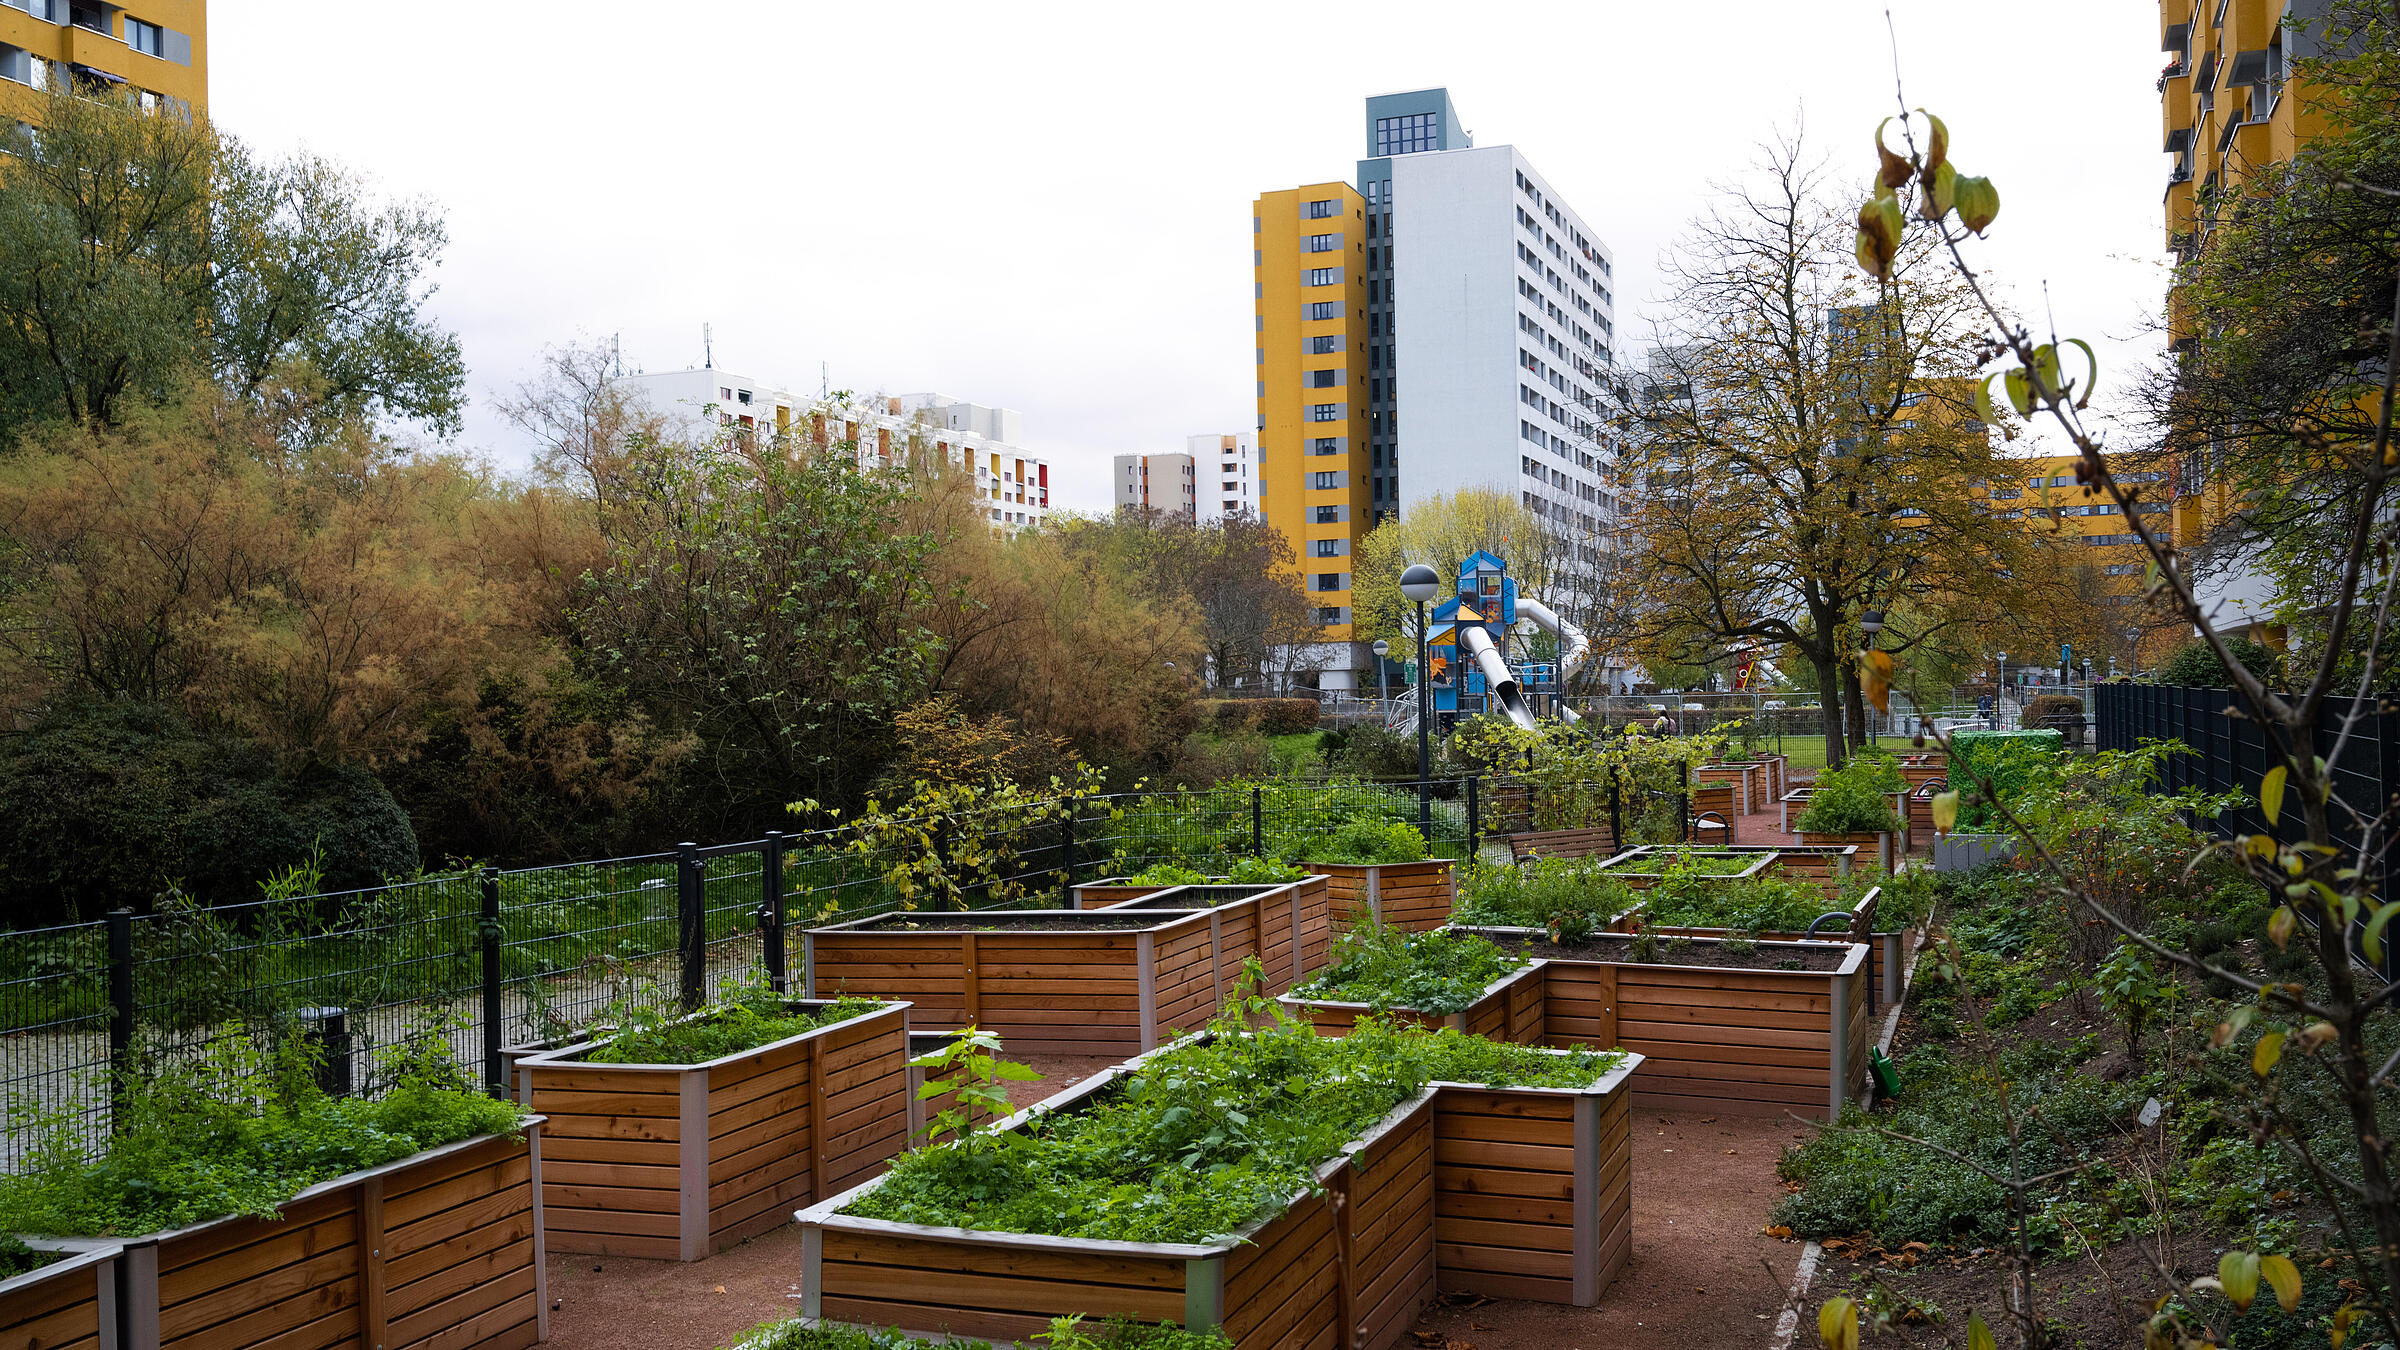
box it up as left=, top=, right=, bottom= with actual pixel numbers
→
left=623, top=366, right=1050, bottom=529
left=1390, top=144, right=1625, bottom=550
left=1188, top=432, right=1259, bottom=522
left=1113, top=452, right=1196, bottom=518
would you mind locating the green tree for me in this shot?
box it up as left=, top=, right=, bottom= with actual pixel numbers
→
left=0, top=88, right=461, bottom=445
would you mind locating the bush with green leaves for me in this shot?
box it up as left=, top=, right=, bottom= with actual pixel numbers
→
left=1795, top=754, right=1904, bottom=834
left=1226, top=857, right=1312, bottom=884
left=2156, top=637, right=2283, bottom=690
left=1286, top=817, right=1428, bottom=866
left=0, top=1028, right=524, bottom=1237
left=0, top=1237, right=56, bottom=1280
left=1638, top=871, right=1846, bottom=934
left=1290, top=925, right=1524, bottom=1014
left=1773, top=1039, right=2150, bottom=1251
left=846, top=1008, right=1621, bottom=1243
left=1605, top=849, right=1756, bottom=877
left=739, top=1315, right=1231, bottom=1350
left=1126, top=862, right=1217, bottom=886
left=1454, top=858, right=1637, bottom=929
left=1944, top=729, right=2063, bottom=832
left=577, top=992, right=889, bottom=1066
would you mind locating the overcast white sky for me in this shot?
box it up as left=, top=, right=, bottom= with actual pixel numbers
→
left=212, top=2, right=2168, bottom=513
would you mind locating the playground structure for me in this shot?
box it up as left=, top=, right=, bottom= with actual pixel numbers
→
left=1420, top=550, right=1591, bottom=732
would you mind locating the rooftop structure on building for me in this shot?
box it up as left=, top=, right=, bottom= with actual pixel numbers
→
left=623, top=365, right=1049, bottom=531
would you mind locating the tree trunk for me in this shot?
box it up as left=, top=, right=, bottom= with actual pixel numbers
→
left=1813, top=653, right=1848, bottom=771
left=1841, top=660, right=1870, bottom=755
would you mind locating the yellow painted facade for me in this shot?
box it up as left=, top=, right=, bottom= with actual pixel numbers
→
left=0, top=0, right=207, bottom=124
left=1254, top=182, right=1370, bottom=642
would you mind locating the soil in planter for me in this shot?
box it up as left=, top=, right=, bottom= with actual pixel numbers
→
left=852, top=912, right=1183, bottom=932
left=1491, top=932, right=1853, bottom=972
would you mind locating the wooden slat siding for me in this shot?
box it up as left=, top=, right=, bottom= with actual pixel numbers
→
left=1432, top=1090, right=1579, bottom=1304
left=1293, top=875, right=1334, bottom=981
left=815, top=1230, right=1188, bottom=1344
left=0, top=1246, right=115, bottom=1350
left=382, top=1132, right=541, bottom=1350
left=1072, top=880, right=1168, bottom=908
left=1505, top=963, right=1546, bottom=1044
left=1148, top=921, right=1221, bottom=1042
left=1693, top=764, right=1752, bottom=816
left=154, top=1190, right=360, bottom=1350
left=1221, top=1193, right=1338, bottom=1348
left=1349, top=1106, right=1436, bottom=1350
left=1540, top=962, right=1618, bottom=1048
left=528, top=1062, right=679, bottom=1257
left=1309, top=863, right=1377, bottom=925
left=1587, top=1089, right=1633, bottom=1297
left=1506, top=826, right=1620, bottom=864
left=1375, top=861, right=1456, bottom=933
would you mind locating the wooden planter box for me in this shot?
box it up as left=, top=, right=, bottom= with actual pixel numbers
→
left=1905, top=781, right=1947, bottom=841
left=1450, top=930, right=1872, bottom=1120
left=513, top=1000, right=909, bottom=1261
left=1694, top=763, right=1761, bottom=816
left=1279, top=962, right=1545, bottom=1043
left=1608, top=886, right=1914, bottom=1007
left=1095, top=879, right=1331, bottom=996
left=806, top=896, right=1305, bottom=1056
left=797, top=1040, right=1640, bottom=1344
left=1778, top=788, right=1909, bottom=847
left=1797, top=829, right=1898, bottom=873
left=1070, top=877, right=1178, bottom=907
left=110, top=1126, right=547, bottom=1350
left=0, top=1240, right=120, bottom=1350
left=1304, top=859, right=1455, bottom=932
left=1686, top=781, right=1737, bottom=836
left=1896, top=754, right=1948, bottom=789
left=1706, top=844, right=1862, bottom=898
left=1590, top=847, right=1775, bottom=891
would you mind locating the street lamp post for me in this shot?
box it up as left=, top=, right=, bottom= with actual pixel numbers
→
left=1400, top=564, right=1443, bottom=842
left=1858, top=610, right=1884, bottom=747
left=1370, top=639, right=1390, bottom=711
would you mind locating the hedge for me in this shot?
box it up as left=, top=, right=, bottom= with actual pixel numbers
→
left=1947, top=729, right=2064, bottom=832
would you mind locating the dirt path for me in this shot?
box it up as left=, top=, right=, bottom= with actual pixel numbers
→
left=543, top=1047, right=1813, bottom=1350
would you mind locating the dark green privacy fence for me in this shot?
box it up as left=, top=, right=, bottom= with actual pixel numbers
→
left=1, top=777, right=1498, bottom=1153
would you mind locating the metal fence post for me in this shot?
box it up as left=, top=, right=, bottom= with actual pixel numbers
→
left=1251, top=787, right=1264, bottom=858
left=480, top=867, right=503, bottom=1097
left=106, top=907, right=133, bottom=1132
left=1678, top=761, right=1692, bottom=844
left=931, top=820, right=954, bottom=912
left=678, top=843, right=705, bottom=1009
left=1608, top=768, right=1625, bottom=849
left=761, top=832, right=787, bottom=994
left=1059, top=799, right=1078, bottom=905
left=1466, top=776, right=1481, bottom=857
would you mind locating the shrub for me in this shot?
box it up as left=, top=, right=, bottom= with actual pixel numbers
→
left=1945, top=729, right=2064, bottom=832
left=1796, top=755, right=1903, bottom=834
left=1225, top=857, right=1312, bottom=884
left=1640, top=872, right=1842, bottom=933
left=1256, top=698, right=1321, bottom=736
left=1336, top=722, right=1419, bottom=779
left=1292, top=925, right=1524, bottom=1014
left=2156, top=636, right=2283, bottom=689
left=1455, top=858, right=1637, bottom=928
left=578, top=993, right=889, bottom=1066
left=1127, top=862, right=1218, bottom=886
left=1287, top=817, right=1427, bottom=865
left=0, top=701, right=420, bottom=922
left=1195, top=700, right=1259, bottom=734
left=2019, top=693, right=2085, bottom=734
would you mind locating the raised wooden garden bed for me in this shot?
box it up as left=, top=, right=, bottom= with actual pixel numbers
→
left=1069, top=878, right=1170, bottom=907
left=110, top=1125, right=548, bottom=1350
left=806, top=894, right=1311, bottom=1056
left=1777, top=787, right=1910, bottom=844
left=513, top=1000, right=909, bottom=1261
left=0, top=1240, right=120, bottom=1350
left=1305, top=859, right=1455, bottom=932
left=1093, top=880, right=1330, bottom=998
left=1450, top=929, right=1872, bottom=1120
left=796, top=1042, right=1639, bottom=1343
left=1896, top=753, right=1948, bottom=789
left=1504, top=825, right=1620, bottom=863
left=1590, top=848, right=1775, bottom=891
left=1278, top=962, right=1545, bottom=1042
left=1797, top=828, right=1900, bottom=872
left=1608, top=885, right=1914, bottom=1007
left=1687, top=780, right=1737, bottom=838
left=1707, top=843, right=1862, bottom=897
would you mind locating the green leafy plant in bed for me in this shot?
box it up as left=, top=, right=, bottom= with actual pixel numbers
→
left=1639, top=871, right=1844, bottom=934
left=740, top=1313, right=1232, bottom=1350
left=1286, top=817, right=1428, bottom=865
left=1290, top=924, right=1524, bottom=1014
left=1126, top=861, right=1216, bottom=886
left=1795, top=753, right=1904, bottom=834
left=1455, top=857, right=1636, bottom=928
left=0, top=1026, right=524, bottom=1237
left=581, top=990, right=889, bottom=1066
left=844, top=1002, right=1621, bottom=1243
left=0, top=1236, right=59, bottom=1281
left=1608, top=848, right=1755, bottom=877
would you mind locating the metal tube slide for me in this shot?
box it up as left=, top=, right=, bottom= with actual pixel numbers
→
left=1517, top=596, right=1591, bottom=723
left=1458, top=625, right=1539, bottom=730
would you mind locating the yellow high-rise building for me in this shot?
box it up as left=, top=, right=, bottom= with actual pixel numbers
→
left=0, top=0, right=207, bottom=124
left=1253, top=182, right=1371, bottom=641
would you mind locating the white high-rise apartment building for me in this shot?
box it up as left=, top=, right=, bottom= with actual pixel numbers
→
left=1113, top=452, right=1195, bottom=519
left=623, top=365, right=1050, bottom=529
left=1115, top=433, right=1258, bottom=523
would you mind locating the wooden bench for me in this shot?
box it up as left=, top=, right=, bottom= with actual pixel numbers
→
left=1507, top=826, right=1621, bottom=863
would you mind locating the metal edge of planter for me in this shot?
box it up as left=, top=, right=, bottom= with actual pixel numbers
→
left=509, top=998, right=912, bottom=1076
left=1447, top=923, right=1870, bottom=979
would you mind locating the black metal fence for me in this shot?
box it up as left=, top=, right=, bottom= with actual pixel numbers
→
left=1, top=777, right=1495, bottom=1154
left=2095, top=682, right=2398, bottom=981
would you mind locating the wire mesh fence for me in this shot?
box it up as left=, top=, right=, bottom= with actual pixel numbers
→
left=0, top=776, right=1507, bottom=1158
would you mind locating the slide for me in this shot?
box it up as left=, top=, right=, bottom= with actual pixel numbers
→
left=1458, top=625, right=1539, bottom=730
left=1516, top=597, right=1591, bottom=724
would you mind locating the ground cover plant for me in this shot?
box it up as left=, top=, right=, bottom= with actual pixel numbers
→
left=843, top=1003, right=1621, bottom=1243
left=1122, top=857, right=1312, bottom=887
left=1796, top=752, right=1905, bottom=834
left=1600, top=848, right=1759, bottom=877
left=0, top=1029, right=524, bottom=1237
left=574, top=991, right=890, bottom=1066
left=1453, top=857, right=1638, bottom=928
left=1636, top=869, right=1851, bottom=934
left=1288, top=924, right=1524, bottom=1014
left=739, top=1314, right=1231, bottom=1350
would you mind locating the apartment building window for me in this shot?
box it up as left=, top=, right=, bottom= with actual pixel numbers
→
left=1304, top=233, right=1339, bottom=252
left=1373, top=112, right=1439, bottom=157
left=1312, top=573, right=1344, bottom=591
left=1307, top=302, right=1339, bottom=321
left=126, top=17, right=163, bottom=55
left=1316, top=606, right=1345, bottom=624
left=1313, top=506, right=1341, bottom=523
left=1308, top=335, right=1341, bottom=354
left=1308, top=404, right=1341, bottom=422
left=1308, top=369, right=1339, bottom=388
left=1311, top=437, right=1339, bottom=455
left=1306, top=198, right=1338, bottom=219
left=0, top=46, right=37, bottom=86
left=1310, top=471, right=1339, bottom=489
left=2083, top=533, right=2141, bottom=547
left=1310, top=539, right=1341, bottom=557
left=1305, top=268, right=1340, bottom=287
left=66, top=1, right=104, bottom=31
left=2103, top=563, right=2143, bottom=575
